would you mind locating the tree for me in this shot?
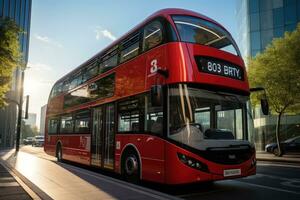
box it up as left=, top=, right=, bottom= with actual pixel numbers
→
left=0, top=18, right=22, bottom=107
left=248, top=23, right=300, bottom=156
left=21, top=120, right=38, bottom=140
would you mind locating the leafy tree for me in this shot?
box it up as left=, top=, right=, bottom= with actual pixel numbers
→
left=248, top=23, right=300, bottom=156
left=0, top=18, right=22, bottom=107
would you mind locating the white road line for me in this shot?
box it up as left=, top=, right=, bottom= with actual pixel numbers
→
left=60, top=163, right=181, bottom=200
left=235, top=180, right=300, bottom=195
left=0, top=182, right=19, bottom=187
left=257, top=162, right=300, bottom=168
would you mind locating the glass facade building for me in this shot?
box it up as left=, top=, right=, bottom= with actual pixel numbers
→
left=236, top=0, right=300, bottom=150
left=0, top=0, right=32, bottom=148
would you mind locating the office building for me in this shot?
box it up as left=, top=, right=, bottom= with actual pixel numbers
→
left=236, top=0, right=300, bottom=150
left=0, top=0, right=32, bottom=148
left=40, top=104, right=47, bottom=135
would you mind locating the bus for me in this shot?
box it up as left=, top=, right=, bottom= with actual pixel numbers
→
left=44, top=8, right=261, bottom=184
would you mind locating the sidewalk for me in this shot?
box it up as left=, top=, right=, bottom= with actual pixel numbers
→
left=256, top=151, right=300, bottom=164
left=0, top=161, right=35, bottom=200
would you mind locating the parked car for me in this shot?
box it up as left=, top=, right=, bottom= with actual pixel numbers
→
left=265, top=136, right=300, bottom=156
left=32, top=135, right=45, bottom=147
left=23, top=137, right=34, bottom=145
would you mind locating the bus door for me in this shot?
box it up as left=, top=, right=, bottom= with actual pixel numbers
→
left=91, top=103, right=115, bottom=170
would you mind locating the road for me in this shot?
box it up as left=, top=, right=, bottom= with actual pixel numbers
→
left=4, top=146, right=300, bottom=200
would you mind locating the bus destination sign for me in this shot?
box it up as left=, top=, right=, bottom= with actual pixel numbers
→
left=196, top=56, right=244, bottom=81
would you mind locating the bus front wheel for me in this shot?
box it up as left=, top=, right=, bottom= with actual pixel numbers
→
left=122, top=149, right=140, bottom=183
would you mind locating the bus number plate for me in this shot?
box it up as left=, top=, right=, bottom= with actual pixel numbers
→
left=196, top=57, right=244, bottom=80
left=223, top=169, right=241, bottom=177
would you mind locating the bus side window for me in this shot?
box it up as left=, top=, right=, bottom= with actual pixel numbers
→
left=120, top=32, right=140, bottom=63
left=99, top=46, right=119, bottom=74
left=145, top=95, right=163, bottom=135
left=118, top=98, right=143, bottom=132
left=48, top=118, right=59, bottom=135
left=60, top=115, right=74, bottom=134
left=75, top=110, right=90, bottom=133
left=143, top=20, right=163, bottom=51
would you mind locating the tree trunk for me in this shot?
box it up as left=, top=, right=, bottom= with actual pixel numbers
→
left=275, top=112, right=283, bottom=156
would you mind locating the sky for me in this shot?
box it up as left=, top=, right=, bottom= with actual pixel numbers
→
left=24, top=0, right=239, bottom=129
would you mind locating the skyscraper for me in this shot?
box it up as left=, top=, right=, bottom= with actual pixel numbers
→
left=236, top=0, right=300, bottom=150
left=0, top=0, right=32, bottom=148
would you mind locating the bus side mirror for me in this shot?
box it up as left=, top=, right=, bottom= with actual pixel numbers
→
left=150, top=85, right=162, bottom=107
left=261, top=98, right=269, bottom=115
left=250, top=87, right=269, bottom=115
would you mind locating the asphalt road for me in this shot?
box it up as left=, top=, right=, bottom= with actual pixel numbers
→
left=17, top=146, right=300, bottom=200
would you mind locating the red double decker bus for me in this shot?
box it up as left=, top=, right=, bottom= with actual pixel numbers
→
left=44, top=8, right=257, bottom=184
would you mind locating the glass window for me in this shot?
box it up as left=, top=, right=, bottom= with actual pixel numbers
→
left=285, top=0, right=297, bottom=6
left=84, top=62, right=98, bottom=81
left=143, top=20, right=163, bottom=51
left=250, top=31, right=261, bottom=50
left=19, top=0, right=25, bottom=29
left=249, top=0, right=259, bottom=13
left=99, top=47, right=118, bottom=73
left=63, top=80, right=71, bottom=92
left=273, top=8, right=284, bottom=27
left=285, top=23, right=297, bottom=32
left=64, top=74, right=115, bottom=108
left=75, top=110, right=90, bottom=133
left=259, top=0, right=273, bottom=11
left=250, top=13, right=260, bottom=31
left=298, top=2, right=300, bottom=20
left=285, top=5, right=297, bottom=25
left=60, top=115, right=74, bottom=133
left=261, top=29, right=273, bottom=49
left=103, top=104, right=115, bottom=169
left=120, top=32, right=140, bottom=63
left=273, top=0, right=283, bottom=8
left=168, top=84, right=249, bottom=150
left=118, top=98, right=143, bottom=132
left=251, top=49, right=260, bottom=57
left=273, top=27, right=284, bottom=38
left=48, top=118, right=59, bottom=135
left=3, top=0, right=9, bottom=16
left=145, top=95, right=163, bottom=135
left=172, top=15, right=239, bottom=56
left=9, top=0, right=15, bottom=18
left=260, top=11, right=273, bottom=30
left=0, top=0, right=3, bottom=17
left=15, top=0, right=20, bottom=24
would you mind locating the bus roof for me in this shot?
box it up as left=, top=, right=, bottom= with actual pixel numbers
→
left=54, top=8, right=229, bottom=85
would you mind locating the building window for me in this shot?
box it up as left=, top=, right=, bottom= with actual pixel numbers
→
left=249, top=0, right=259, bottom=13
left=261, top=29, right=273, bottom=49
left=273, top=27, right=284, bottom=38
left=250, top=31, right=261, bottom=50
left=48, top=118, right=59, bottom=135
left=284, top=5, right=297, bottom=25
left=60, top=115, right=74, bottom=133
left=260, top=11, right=273, bottom=30
left=272, top=0, right=283, bottom=9
left=120, top=32, right=140, bottom=63
left=143, top=20, right=163, bottom=51
left=250, top=13, right=260, bottom=31
left=9, top=0, right=16, bottom=18
left=75, top=110, right=90, bottom=133
left=259, top=0, right=273, bottom=12
left=273, top=8, right=284, bottom=28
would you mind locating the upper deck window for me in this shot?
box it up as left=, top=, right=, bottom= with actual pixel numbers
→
left=143, top=21, right=163, bottom=51
left=120, top=32, right=140, bottom=63
left=172, top=15, right=240, bottom=56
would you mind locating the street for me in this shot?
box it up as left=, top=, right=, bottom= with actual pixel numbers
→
left=2, top=146, right=300, bottom=200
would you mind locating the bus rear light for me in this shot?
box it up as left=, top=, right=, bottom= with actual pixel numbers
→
left=177, top=153, right=209, bottom=172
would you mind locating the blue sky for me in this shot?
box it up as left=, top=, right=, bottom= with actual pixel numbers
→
left=25, top=0, right=239, bottom=129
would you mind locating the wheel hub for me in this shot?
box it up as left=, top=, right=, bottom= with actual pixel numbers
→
left=125, top=155, right=138, bottom=175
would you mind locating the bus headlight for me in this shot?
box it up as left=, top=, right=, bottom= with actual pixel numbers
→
left=177, top=153, right=209, bottom=172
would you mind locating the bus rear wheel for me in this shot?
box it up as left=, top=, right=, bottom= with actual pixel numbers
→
left=56, top=144, right=63, bottom=162
left=122, top=149, right=140, bottom=183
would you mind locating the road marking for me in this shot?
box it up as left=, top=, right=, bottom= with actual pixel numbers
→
left=60, top=163, right=181, bottom=200
left=257, top=162, right=300, bottom=168
left=0, top=177, right=14, bottom=181
left=0, top=182, right=19, bottom=187
left=235, top=180, right=300, bottom=195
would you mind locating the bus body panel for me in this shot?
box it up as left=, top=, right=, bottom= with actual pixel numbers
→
left=115, top=134, right=165, bottom=183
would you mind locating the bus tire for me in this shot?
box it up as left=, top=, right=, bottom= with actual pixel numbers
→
left=122, top=149, right=140, bottom=183
left=56, top=143, right=63, bottom=162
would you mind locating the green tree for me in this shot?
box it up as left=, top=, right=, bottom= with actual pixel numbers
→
left=0, top=18, right=22, bottom=107
left=21, top=120, right=38, bottom=140
left=248, top=24, right=300, bottom=156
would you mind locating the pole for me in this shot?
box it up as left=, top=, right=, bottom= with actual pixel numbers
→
left=16, top=69, right=25, bottom=152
